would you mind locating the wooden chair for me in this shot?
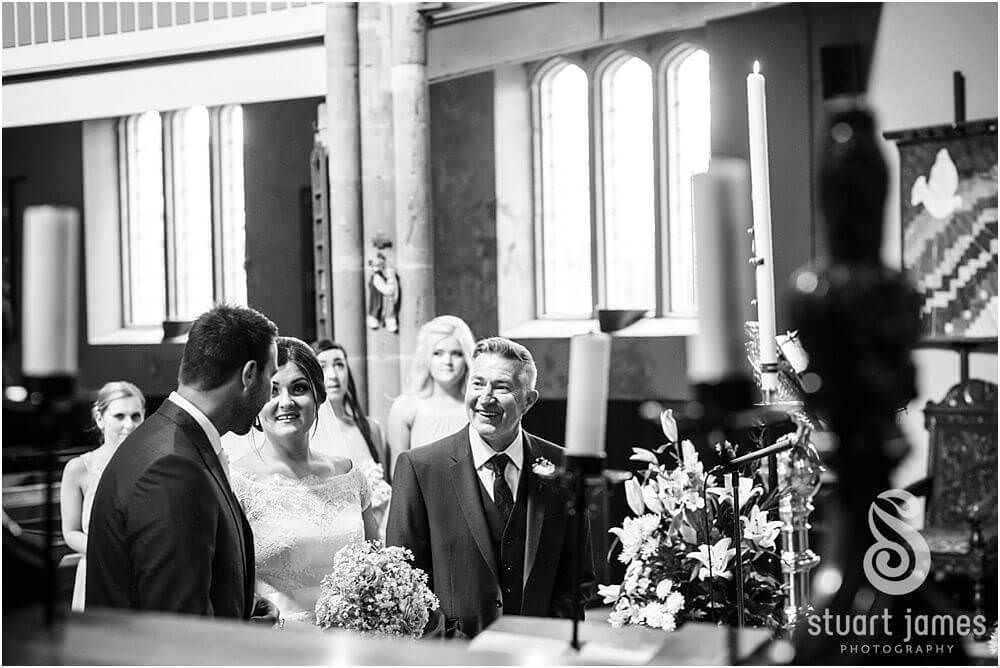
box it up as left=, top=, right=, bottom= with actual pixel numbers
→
left=908, top=378, right=997, bottom=627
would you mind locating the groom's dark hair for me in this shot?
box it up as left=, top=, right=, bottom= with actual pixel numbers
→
left=179, top=304, right=278, bottom=391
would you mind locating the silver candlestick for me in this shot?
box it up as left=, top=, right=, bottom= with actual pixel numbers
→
left=775, top=420, right=824, bottom=633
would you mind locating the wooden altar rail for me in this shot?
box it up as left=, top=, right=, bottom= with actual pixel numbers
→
left=3, top=608, right=773, bottom=665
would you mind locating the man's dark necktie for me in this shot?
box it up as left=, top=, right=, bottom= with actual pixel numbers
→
left=485, top=453, right=514, bottom=522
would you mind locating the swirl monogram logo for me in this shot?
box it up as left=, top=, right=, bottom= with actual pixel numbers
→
left=863, top=489, right=932, bottom=596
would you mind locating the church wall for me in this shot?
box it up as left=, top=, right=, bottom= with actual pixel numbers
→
left=429, top=71, right=499, bottom=340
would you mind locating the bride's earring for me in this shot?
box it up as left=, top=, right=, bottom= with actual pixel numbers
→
left=253, top=416, right=263, bottom=432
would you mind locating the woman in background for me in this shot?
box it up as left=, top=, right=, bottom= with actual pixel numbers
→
left=310, top=340, right=391, bottom=531
left=60, top=381, right=146, bottom=611
left=387, top=315, right=475, bottom=476
left=230, top=337, right=378, bottom=626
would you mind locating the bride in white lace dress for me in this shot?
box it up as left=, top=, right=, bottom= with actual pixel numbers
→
left=230, top=337, right=379, bottom=626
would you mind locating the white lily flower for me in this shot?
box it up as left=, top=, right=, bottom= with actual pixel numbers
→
left=597, top=583, right=621, bottom=604
left=742, top=505, right=784, bottom=549
left=680, top=440, right=704, bottom=476
left=707, top=474, right=761, bottom=509
left=688, top=537, right=737, bottom=580
left=660, top=408, right=678, bottom=443
left=642, top=481, right=664, bottom=514
left=624, top=476, right=645, bottom=516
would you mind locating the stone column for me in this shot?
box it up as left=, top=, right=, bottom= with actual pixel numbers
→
left=391, top=3, right=434, bottom=369
left=326, top=2, right=367, bottom=406
left=359, top=2, right=400, bottom=429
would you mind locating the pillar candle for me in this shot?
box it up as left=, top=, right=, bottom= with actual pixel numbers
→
left=22, top=206, right=80, bottom=377
left=746, top=61, right=778, bottom=393
left=688, top=160, right=754, bottom=385
left=565, top=331, right=612, bottom=457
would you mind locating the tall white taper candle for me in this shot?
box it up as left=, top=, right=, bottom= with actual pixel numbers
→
left=746, top=61, right=778, bottom=394
left=22, top=206, right=80, bottom=377
left=688, top=160, right=755, bottom=385
left=564, top=332, right=612, bottom=456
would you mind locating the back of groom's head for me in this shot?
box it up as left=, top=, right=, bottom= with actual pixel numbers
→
left=179, top=305, right=278, bottom=391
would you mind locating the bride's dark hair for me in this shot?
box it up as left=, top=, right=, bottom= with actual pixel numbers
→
left=277, top=337, right=327, bottom=415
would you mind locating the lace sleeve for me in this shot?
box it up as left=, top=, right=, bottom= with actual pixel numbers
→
left=354, top=466, right=372, bottom=511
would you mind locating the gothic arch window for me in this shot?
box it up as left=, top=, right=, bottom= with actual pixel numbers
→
left=660, top=45, right=710, bottom=315
left=533, top=59, right=592, bottom=318
left=532, top=41, right=710, bottom=319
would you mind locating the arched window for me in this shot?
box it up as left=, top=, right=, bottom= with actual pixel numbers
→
left=600, top=55, right=655, bottom=311
left=663, top=47, right=710, bottom=314
left=120, top=110, right=166, bottom=327
left=118, top=104, right=247, bottom=329
left=531, top=45, right=710, bottom=321
left=536, top=61, right=592, bottom=317
left=168, top=105, right=214, bottom=320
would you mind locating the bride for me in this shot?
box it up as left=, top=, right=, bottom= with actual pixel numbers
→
left=230, top=336, right=379, bottom=626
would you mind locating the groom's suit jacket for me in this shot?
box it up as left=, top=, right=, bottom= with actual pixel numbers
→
left=86, top=400, right=255, bottom=618
left=386, top=427, right=595, bottom=638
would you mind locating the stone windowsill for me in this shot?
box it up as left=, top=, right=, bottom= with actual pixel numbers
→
left=88, top=327, right=185, bottom=346
left=502, top=316, right=698, bottom=339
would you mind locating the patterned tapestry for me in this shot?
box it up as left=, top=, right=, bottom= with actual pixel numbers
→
left=898, top=130, right=998, bottom=339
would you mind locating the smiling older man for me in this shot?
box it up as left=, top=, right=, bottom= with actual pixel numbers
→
left=386, top=336, right=594, bottom=638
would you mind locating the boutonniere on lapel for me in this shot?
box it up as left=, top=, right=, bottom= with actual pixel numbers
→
left=531, top=456, right=557, bottom=479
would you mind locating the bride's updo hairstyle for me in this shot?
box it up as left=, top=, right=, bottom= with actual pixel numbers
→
left=91, top=381, right=146, bottom=443
left=277, top=337, right=327, bottom=411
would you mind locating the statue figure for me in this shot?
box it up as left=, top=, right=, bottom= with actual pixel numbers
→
left=367, top=233, right=400, bottom=333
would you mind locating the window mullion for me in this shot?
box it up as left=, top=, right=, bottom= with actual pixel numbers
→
left=654, top=59, right=668, bottom=317
left=162, top=111, right=178, bottom=321
left=209, top=106, right=224, bottom=304
left=117, top=116, right=132, bottom=327
left=590, top=64, right=604, bottom=318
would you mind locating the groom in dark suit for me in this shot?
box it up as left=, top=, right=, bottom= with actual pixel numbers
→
left=387, top=337, right=594, bottom=638
left=87, top=305, right=278, bottom=620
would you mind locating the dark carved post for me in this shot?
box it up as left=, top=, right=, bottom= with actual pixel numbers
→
left=788, top=101, right=968, bottom=664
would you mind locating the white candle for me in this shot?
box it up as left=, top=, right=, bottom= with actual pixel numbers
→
left=564, top=332, right=612, bottom=456
left=747, top=61, right=778, bottom=394
left=688, top=160, right=754, bottom=385
left=22, top=206, right=80, bottom=377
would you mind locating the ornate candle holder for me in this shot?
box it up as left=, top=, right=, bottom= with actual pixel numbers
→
left=774, top=419, right=823, bottom=633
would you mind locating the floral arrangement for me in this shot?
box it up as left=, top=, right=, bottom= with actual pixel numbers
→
left=599, top=409, right=785, bottom=632
left=359, top=460, right=393, bottom=508
left=314, top=539, right=439, bottom=638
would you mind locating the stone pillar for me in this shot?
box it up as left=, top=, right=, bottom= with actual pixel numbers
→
left=359, top=3, right=400, bottom=429
left=326, top=2, right=368, bottom=406
left=391, top=3, right=434, bottom=369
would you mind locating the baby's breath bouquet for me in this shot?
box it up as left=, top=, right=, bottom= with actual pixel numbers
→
left=314, top=540, right=439, bottom=638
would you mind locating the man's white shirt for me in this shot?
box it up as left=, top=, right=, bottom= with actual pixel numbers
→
left=469, top=424, right=523, bottom=502
left=167, top=391, right=229, bottom=478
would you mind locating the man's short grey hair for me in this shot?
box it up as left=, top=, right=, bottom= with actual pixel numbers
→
left=472, top=337, right=538, bottom=392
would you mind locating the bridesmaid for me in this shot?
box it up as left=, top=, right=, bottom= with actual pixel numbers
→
left=310, top=340, right=392, bottom=531
left=60, top=381, right=146, bottom=611
left=387, top=315, right=475, bottom=476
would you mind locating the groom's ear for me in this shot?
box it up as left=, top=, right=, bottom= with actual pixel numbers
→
left=240, top=360, right=259, bottom=392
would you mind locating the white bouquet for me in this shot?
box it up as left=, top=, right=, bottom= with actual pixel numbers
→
left=314, top=540, right=439, bottom=638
